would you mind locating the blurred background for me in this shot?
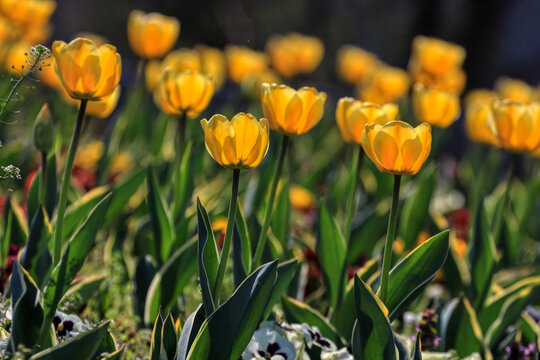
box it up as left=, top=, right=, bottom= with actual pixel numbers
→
left=52, top=0, right=540, bottom=90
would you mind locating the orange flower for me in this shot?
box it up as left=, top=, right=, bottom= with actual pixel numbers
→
left=358, top=63, right=410, bottom=105
left=412, top=84, right=461, bottom=128
left=491, top=99, right=540, bottom=153
left=225, top=45, right=269, bottom=84
left=336, top=45, right=378, bottom=85
left=266, top=33, right=324, bottom=77
left=127, top=10, right=180, bottom=60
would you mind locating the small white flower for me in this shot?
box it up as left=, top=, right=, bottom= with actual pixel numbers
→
left=321, top=347, right=354, bottom=360
left=243, top=328, right=296, bottom=360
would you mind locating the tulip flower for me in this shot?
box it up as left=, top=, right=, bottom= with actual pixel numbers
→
left=144, top=60, right=162, bottom=92
left=336, top=97, right=398, bottom=145
left=266, top=33, right=324, bottom=78
left=200, top=113, right=269, bottom=169
left=241, top=68, right=281, bottom=100
left=408, top=35, right=465, bottom=78
left=85, top=86, right=121, bottom=119
left=0, top=0, right=56, bottom=25
left=412, top=84, right=461, bottom=128
left=494, top=76, right=534, bottom=104
left=464, top=89, right=498, bottom=107
left=261, top=83, right=327, bottom=136
left=225, top=45, right=269, bottom=84
left=361, top=120, right=432, bottom=303
left=465, top=102, right=499, bottom=146
left=491, top=99, right=540, bottom=154
left=52, top=37, right=121, bottom=101
left=161, top=48, right=201, bottom=73
left=253, top=83, right=327, bottom=270
left=196, top=45, right=227, bottom=90
left=289, top=185, right=316, bottom=212
left=336, top=45, right=378, bottom=85
left=358, top=64, right=410, bottom=105
left=127, top=10, right=180, bottom=60
left=201, top=113, right=269, bottom=304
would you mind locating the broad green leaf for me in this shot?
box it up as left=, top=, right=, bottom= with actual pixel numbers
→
left=102, top=347, right=125, bottom=360
left=177, top=304, right=205, bottom=360
left=5, top=197, right=28, bottom=246
left=412, top=335, right=421, bottom=360
left=398, top=166, right=436, bottom=248
left=394, top=333, right=412, bottom=360
left=149, top=312, right=163, bottom=360
left=479, top=276, right=540, bottom=331
left=348, top=204, right=388, bottom=263
left=26, top=155, right=57, bottom=223
left=440, top=297, right=485, bottom=358
left=62, top=186, right=109, bottom=241
left=282, top=296, right=344, bottom=347
left=30, top=322, right=110, bottom=360
left=468, top=204, right=496, bottom=310
left=351, top=276, right=396, bottom=360
left=43, top=195, right=112, bottom=326
left=263, top=259, right=298, bottom=319
left=133, top=255, right=157, bottom=322
left=386, top=230, right=449, bottom=321
left=232, top=205, right=251, bottom=287
left=20, top=207, right=52, bottom=286
left=186, top=261, right=277, bottom=360
left=150, top=112, right=170, bottom=157
left=61, top=275, right=104, bottom=312
left=144, top=238, right=198, bottom=325
left=271, top=179, right=290, bottom=247
left=317, top=203, right=346, bottom=310
left=10, top=262, right=43, bottom=351
left=105, top=167, right=146, bottom=223
left=147, top=166, right=176, bottom=264
left=196, top=198, right=219, bottom=316
left=521, top=313, right=540, bottom=344
left=162, top=312, right=177, bottom=360
left=172, top=141, right=193, bottom=220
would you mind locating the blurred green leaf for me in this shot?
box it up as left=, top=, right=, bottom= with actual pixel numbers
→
left=62, top=186, right=108, bottom=242
left=263, top=259, right=298, bottom=319
left=196, top=198, right=218, bottom=317
left=272, top=179, right=290, bottom=247
left=186, top=261, right=277, bottom=360
left=149, top=311, right=163, bottom=360
left=105, top=167, right=146, bottom=224
left=317, top=203, right=347, bottom=310
left=133, top=255, right=157, bottom=322
left=232, top=205, right=251, bottom=288
left=172, top=141, right=193, bottom=221
left=20, top=206, right=52, bottom=287
left=412, top=335, right=422, bottom=360
left=162, top=312, right=177, bottom=360
left=61, top=275, right=104, bottom=312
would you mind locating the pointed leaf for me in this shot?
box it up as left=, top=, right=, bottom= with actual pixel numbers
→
left=196, top=198, right=218, bottom=317
left=263, top=259, right=298, bottom=319
left=177, top=304, right=205, bottom=360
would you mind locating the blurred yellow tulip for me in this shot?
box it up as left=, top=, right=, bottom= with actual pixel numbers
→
left=38, top=58, right=61, bottom=89
left=201, top=113, right=269, bottom=169
left=225, top=45, right=269, bottom=83
left=21, top=21, right=52, bottom=44
left=409, top=35, right=465, bottom=77
left=464, top=89, right=498, bottom=107
left=52, top=37, right=121, bottom=101
left=74, top=141, right=104, bottom=171
left=154, top=68, right=214, bottom=118
left=196, top=45, right=227, bottom=90
left=289, top=184, right=316, bottom=211
left=3, top=41, right=31, bottom=74
left=491, top=99, right=540, bottom=153
left=261, top=83, right=327, bottom=136
left=241, top=68, right=281, bottom=100
left=412, top=84, right=460, bottom=128
left=362, top=120, right=432, bottom=175
left=266, top=33, right=324, bottom=78
left=465, top=102, right=499, bottom=146
left=358, top=63, right=410, bottom=105
left=494, top=76, right=534, bottom=104
left=144, top=60, right=162, bottom=92
left=162, top=48, right=201, bottom=72
left=0, top=0, right=56, bottom=25
left=85, top=86, right=121, bottom=119
left=336, top=97, right=398, bottom=145
left=127, top=10, right=180, bottom=60
left=336, top=45, right=378, bottom=85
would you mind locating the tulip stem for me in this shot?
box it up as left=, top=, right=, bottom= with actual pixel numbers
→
left=344, top=147, right=365, bottom=243
left=378, top=174, right=401, bottom=303
left=492, top=154, right=517, bottom=245
left=212, top=168, right=240, bottom=305
left=52, top=99, right=88, bottom=266
left=252, top=135, right=290, bottom=271
left=177, top=112, right=187, bottom=158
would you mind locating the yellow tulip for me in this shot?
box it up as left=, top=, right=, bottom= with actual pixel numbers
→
left=154, top=68, right=214, bottom=118
left=412, top=84, right=460, bottom=128
left=162, top=48, right=201, bottom=73
left=358, top=64, right=410, bottom=105
left=261, top=83, right=327, bottom=136
left=144, top=60, right=162, bottom=92
left=85, top=86, right=121, bottom=119
left=336, top=45, right=378, bottom=85
left=409, top=35, right=465, bottom=77
left=3, top=41, right=31, bottom=74
left=361, top=120, right=432, bottom=175
left=0, top=0, right=56, bottom=25
left=464, top=89, right=498, bottom=107
left=21, top=21, right=52, bottom=44
left=52, top=37, right=121, bottom=101
left=491, top=99, right=540, bottom=153
left=336, top=97, right=398, bottom=145
left=266, top=33, right=324, bottom=78
left=196, top=45, right=227, bottom=90
left=201, top=113, right=269, bottom=169
left=225, top=45, right=269, bottom=83
left=74, top=141, right=104, bottom=171
left=127, top=10, right=180, bottom=60
left=241, top=68, right=281, bottom=100
left=289, top=184, right=316, bottom=211
left=494, top=76, right=534, bottom=104
left=465, top=102, right=499, bottom=146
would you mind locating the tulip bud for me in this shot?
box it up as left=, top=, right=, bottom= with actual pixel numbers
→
left=33, top=103, right=54, bottom=153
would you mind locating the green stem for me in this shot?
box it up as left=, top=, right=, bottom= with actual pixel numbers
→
left=252, top=135, right=290, bottom=271
left=378, top=174, right=401, bottom=303
left=39, top=151, right=47, bottom=205
left=52, top=99, right=87, bottom=265
left=492, top=154, right=517, bottom=245
left=344, top=147, right=364, bottom=243
left=177, top=112, right=187, bottom=160
left=212, top=168, right=240, bottom=305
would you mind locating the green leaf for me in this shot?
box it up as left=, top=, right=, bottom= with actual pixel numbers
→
left=102, top=346, right=125, bottom=360
left=26, top=155, right=57, bottom=223
left=263, top=259, right=298, bottom=319
left=105, top=167, right=146, bottom=224
left=43, top=195, right=112, bottom=327
left=271, top=179, right=290, bottom=247
left=395, top=334, right=412, bottom=360
left=10, top=262, right=43, bottom=351
left=172, top=141, right=193, bottom=220
left=186, top=261, right=277, bottom=360
left=30, top=322, right=110, bottom=360
left=147, top=167, right=176, bottom=264
left=144, top=238, right=198, bottom=325
left=521, top=312, right=540, bottom=344
left=232, top=205, right=251, bottom=288
left=150, top=112, right=170, bottom=157
left=62, top=186, right=109, bottom=241
left=386, top=230, right=449, bottom=321
left=440, top=297, right=485, bottom=358
left=133, top=255, right=157, bottom=322
left=177, top=304, right=205, bottom=360
left=149, top=312, right=163, bottom=360
left=162, top=312, right=177, bottom=360
left=282, top=296, right=344, bottom=347
left=468, top=203, right=497, bottom=310
left=61, top=275, right=104, bottom=312
left=196, top=198, right=219, bottom=317
left=317, top=203, right=347, bottom=310
left=20, top=206, right=52, bottom=286
left=351, top=276, right=396, bottom=360
left=412, top=334, right=422, bottom=360
left=398, top=166, right=436, bottom=248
